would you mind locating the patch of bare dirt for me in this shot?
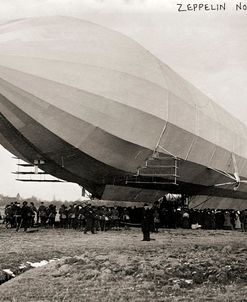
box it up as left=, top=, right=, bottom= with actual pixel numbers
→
left=0, top=227, right=247, bottom=301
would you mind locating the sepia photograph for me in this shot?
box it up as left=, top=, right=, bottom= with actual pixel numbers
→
left=0, top=0, right=247, bottom=301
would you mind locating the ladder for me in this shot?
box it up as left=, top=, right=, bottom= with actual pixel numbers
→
left=125, top=152, right=179, bottom=186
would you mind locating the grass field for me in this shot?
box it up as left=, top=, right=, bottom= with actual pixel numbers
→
left=0, top=226, right=247, bottom=301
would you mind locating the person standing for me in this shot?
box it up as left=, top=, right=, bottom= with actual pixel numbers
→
left=244, top=209, right=247, bottom=232
left=182, top=210, right=190, bottom=229
left=68, top=205, right=75, bottom=229
left=38, top=202, right=47, bottom=227
left=84, top=204, right=95, bottom=234
left=59, top=204, right=68, bottom=228
left=47, top=204, right=57, bottom=228
left=78, top=204, right=86, bottom=230
left=122, top=208, right=130, bottom=230
left=224, top=211, right=233, bottom=230
left=235, top=211, right=241, bottom=230
left=29, top=202, right=37, bottom=227
left=240, top=210, right=247, bottom=232
left=153, top=208, right=160, bottom=233
left=14, top=203, right=22, bottom=232
left=16, top=201, right=30, bottom=232
left=141, top=204, right=153, bottom=241
left=111, top=207, right=120, bottom=230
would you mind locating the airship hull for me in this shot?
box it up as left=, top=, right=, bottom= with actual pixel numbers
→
left=1, top=96, right=247, bottom=202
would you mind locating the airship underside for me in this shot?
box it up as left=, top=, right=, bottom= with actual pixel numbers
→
left=0, top=16, right=247, bottom=202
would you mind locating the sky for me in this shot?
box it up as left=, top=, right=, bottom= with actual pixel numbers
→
left=0, top=0, right=247, bottom=201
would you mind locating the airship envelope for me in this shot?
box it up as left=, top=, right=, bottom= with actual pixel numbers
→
left=0, top=16, right=247, bottom=202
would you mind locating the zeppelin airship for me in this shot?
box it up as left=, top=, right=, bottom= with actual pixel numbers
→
left=0, top=16, right=247, bottom=203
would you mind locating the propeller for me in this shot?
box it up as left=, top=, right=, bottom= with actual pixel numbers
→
left=214, top=154, right=247, bottom=191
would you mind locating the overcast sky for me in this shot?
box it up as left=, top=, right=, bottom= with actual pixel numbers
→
left=0, top=0, right=246, bottom=201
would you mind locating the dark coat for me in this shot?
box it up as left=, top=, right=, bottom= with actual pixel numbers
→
left=21, top=205, right=30, bottom=219
left=141, top=208, right=153, bottom=232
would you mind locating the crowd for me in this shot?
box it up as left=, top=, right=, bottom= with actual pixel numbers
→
left=156, top=198, right=247, bottom=232
left=1, top=199, right=247, bottom=234
left=2, top=201, right=134, bottom=233
left=160, top=207, right=247, bottom=231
